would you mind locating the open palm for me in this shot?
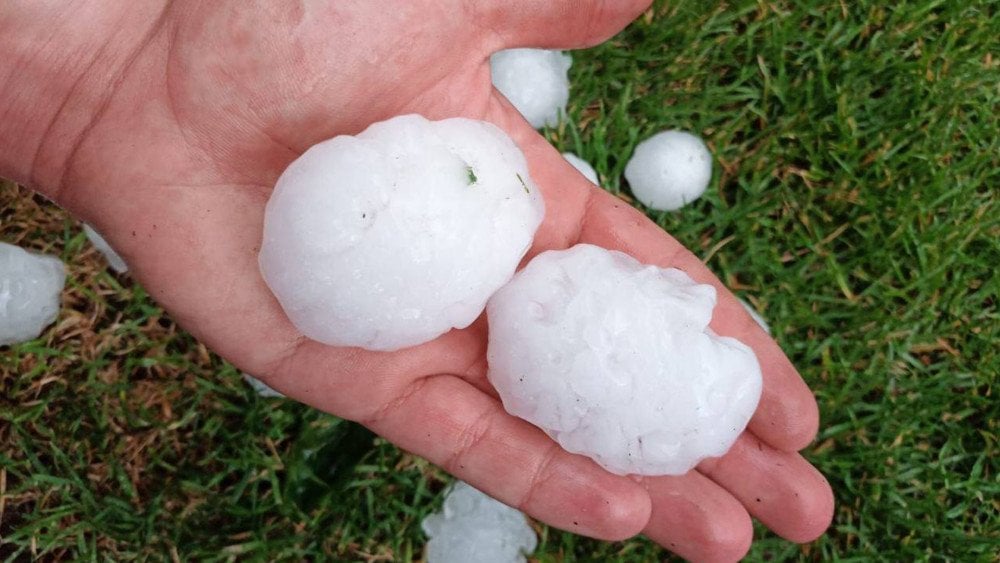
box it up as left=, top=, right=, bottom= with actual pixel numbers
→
left=27, top=1, right=834, bottom=560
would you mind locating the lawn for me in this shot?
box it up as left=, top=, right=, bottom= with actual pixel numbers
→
left=2, top=0, right=997, bottom=560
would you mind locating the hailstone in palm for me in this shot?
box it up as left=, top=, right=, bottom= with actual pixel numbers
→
left=491, top=49, right=572, bottom=129
left=0, top=242, right=66, bottom=346
left=487, top=244, right=762, bottom=476
left=422, top=481, right=537, bottom=563
left=625, top=130, right=713, bottom=211
left=259, top=114, right=544, bottom=352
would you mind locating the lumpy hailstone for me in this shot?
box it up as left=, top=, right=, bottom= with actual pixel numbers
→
left=83, top=224, right=128, bottom=273
left=0, top=242, right=66, bottom=346
left=562, top=152, right=599, bottom=184
left=487, top=244, right=762, bottom=476
left=491, top=49, right=572, bottom=129
left=259, top=114, right=544, bottom=351
left=624, top=130, right=713, bottom=211
left=422, top=481, right=537, bottom=563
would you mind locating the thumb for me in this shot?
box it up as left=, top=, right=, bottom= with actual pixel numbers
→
left=477, top=0, right=653, bottom=50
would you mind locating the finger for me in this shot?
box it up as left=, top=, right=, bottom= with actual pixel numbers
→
left=475, top=0, right=653, bottom=50
left=578, top=189, right=820, bottom=451
left=698, top=433, right=834, bottom=543
left=363, top=374, right=652, bottom=541
left=641, top=472, right=753, bottom=563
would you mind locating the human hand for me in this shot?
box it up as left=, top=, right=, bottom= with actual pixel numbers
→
left=0, top=1, right=833, bottom=560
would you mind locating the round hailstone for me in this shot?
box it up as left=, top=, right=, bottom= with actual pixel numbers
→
left=491, top=49, right=572, bottom=129
left=624, top=130, right=713, bottom=211
left=0, top=242, right=66, bottom=346
left=487, top=244, right=762, bottom=476
left=83, top=224, right=128, bottom=273
left=561, top=152, right=599, bottom=184
left=422, top=481, right=537, bottom=563
left=738, top=297, right=771, bottom=334
left=259, top=114, right=545, bottom=352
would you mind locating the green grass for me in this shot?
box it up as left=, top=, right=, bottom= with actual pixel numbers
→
left=2, top=0, right=998, bottom=560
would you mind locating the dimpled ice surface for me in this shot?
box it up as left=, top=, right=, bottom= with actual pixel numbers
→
left=487, top=244, right=762, bottom=476
left=259, top=114, right=544, bottom=351
left=0, top=242, right=66, bottom=346
left=83, top=224, right=128, bottom=273
left=562, top=152, right=599, bottom=184
left=422, top=481, right=537, bottom=563
left=491, top=49, right=572, bottom=129
left=624, top=130, right=713, bottom=211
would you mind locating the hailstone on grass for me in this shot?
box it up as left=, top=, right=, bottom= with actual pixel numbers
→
left=0, top=242, right=66, bottom=346
left=739, top=298, right=771, bottom=334
left=83, top=224, right=128, bottom=273
left=562, top=152, right=599, bottom=184
left=422, top=481, right=537, bottom=563
left=491, top=49, right=572, bottom=129
left=241, top=373, right=286, bottom=398
left=487, top=244, right=762, bottom=476
left=259, top=114, right=544, bottom=352
left=624, top=130, right=713, bottom=211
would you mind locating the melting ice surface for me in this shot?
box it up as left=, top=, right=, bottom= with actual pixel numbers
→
left=0, top=242, right=66, bottom=346
left=259, top=114, right=544, bottom=351
left=562, top=152, right=599, bottom=184
left=491, top=49, right=572, bottom=129
left=422, top=481, right=537, bottom=563
left=625, top=130, right=713, bottom=211
left=83, top=224, right=128, bottom=273
left=487, top=244, right=762, bottom=476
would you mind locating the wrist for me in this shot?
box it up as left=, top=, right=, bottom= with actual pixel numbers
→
left=0, top=1, right=168, bottom=199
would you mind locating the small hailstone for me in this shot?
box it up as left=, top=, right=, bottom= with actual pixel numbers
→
left=83, top=224, right=128, bottom=273
left=624, top=130, right=713, bottom=211
left=491, top=48, right=572, bottom=129
left=487, top=244, right=762, bottom=476
left=562, top=152, right=599, bottom=184
left=0, top=242, right=66, bottom=346
left=241, top=372, right=285, bottom=398
left=259, top=114, right=544, bottom=352
left=422, top=481, right=537, bottom=563
left=738, top=298, right=771, bottom=334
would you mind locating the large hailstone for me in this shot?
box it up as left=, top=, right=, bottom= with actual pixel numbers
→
left=491, top=49, right=572, bottom=129
left=422, top=481, right=537, bottom=563
left=241, top=372, right=286, bottom=399
left=487, top=244, right=762, bottom=476
left=83, top=224, right=128, bottom=273
left=0, top=242, right=66, bottom=346
left=624, top=130, right=713, bottom=211
left=259, top=114, right=544, bottom=352
left=561, top=152, right=599, bottom=184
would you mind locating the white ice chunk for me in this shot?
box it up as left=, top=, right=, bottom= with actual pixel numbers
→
left=491, top=49, right=572, bottom=129
left=624, top=130, right=713, bottom=211
left=241, top=372, right=286, bottom=398
left=487, top=244, right=762, bottom=476
left=739, top=297, right=771, bottom=334
left=422, top=481, right=537, bottom=563
left=0, top=242, right=66, bottom=346
left=562, top=152, right=599, bottom=184
left=259, top=114, right=545, bottom=352
left=83, top=224, right=128, bottom=273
